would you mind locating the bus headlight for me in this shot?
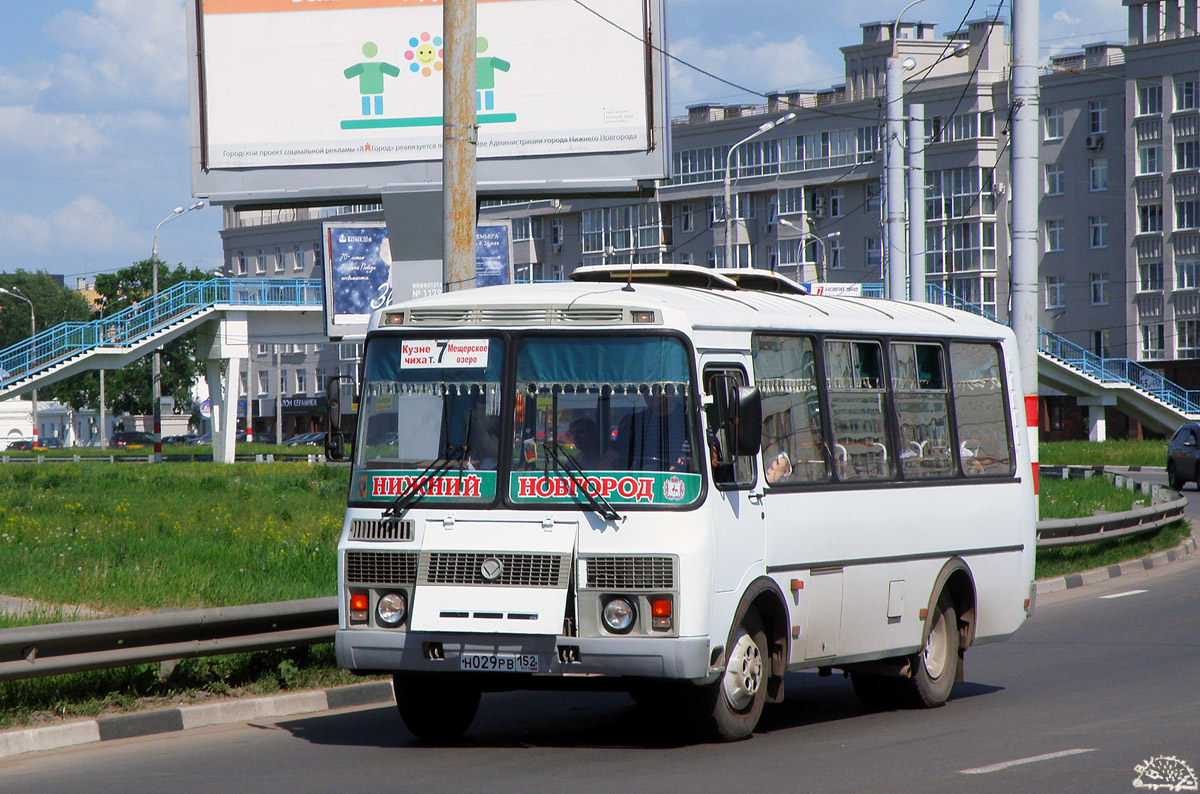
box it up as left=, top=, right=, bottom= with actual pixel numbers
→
left=376, top=592, right=407, bottom=626
left=602, top=596, right=637, bottom=634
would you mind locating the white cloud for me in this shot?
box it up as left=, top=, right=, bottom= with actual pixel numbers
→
left=0, top=105, right=112, bottom=157
left=669, top=33, right=832, bottom=112
left=0, top=196, right=133, bottom=258
left=1052, top=10, right=1083, bottom=25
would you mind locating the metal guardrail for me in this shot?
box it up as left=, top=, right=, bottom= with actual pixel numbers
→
left=0, top=278, right=322, bottom=391
left=0, top=453, right=325, bottom=465
left=1036, top=467, right=1189, bottom=548
left=0, top=597, right=336, bottom=682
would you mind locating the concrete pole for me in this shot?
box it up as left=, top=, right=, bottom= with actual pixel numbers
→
left=276, top=350, right=284, bottom=445
left=907, top=103, right=926, bottom=303
left=245, top=356, right=254, bottom=444
left=885, top=55, right=907, bottom=300
left=99, top=369, right=107, bottom=449
left=1011, top=0, right=1040, bottom=490
left=443, top=0, right=477, bottom=292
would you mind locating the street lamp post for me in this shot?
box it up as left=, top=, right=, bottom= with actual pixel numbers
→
left=0, top=286, right=36, bottom=446
left=778, top=220, right=840, bottom=282
left=724, top=112, right=797, bottom=269
left=151, top=201, right=204, bottom=462
left=885, top=0, right=927, bottom=300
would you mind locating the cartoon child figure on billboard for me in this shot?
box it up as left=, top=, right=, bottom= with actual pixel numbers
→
left=476, top=37, right=510, bottom=111
left=344, top=42, right=401, bottom=116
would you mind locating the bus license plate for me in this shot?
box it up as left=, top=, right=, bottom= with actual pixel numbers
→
left=459, top=653, right=540, bottom=673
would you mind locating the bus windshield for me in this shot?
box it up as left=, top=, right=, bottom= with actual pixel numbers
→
left=354, top=336, right=504, bottom=504
left=509, top=335, right=702, bottom=508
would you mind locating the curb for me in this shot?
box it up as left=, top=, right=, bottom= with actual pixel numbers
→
left=0, top=680, right=394, bottom=761
left=1034, top=532, right=1198, bottom=596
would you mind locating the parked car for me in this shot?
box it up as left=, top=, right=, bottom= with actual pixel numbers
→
left=1167, top=422, right=1200, bottom=490
left=284, top=431, right=325, bottom=447
left=109, top=431, right=157, bottom=448
left=162, top=434, right=199, bottom=445
left=6, top=439, right=33, bottom=451
left=37, top=438, right=64, bottom=449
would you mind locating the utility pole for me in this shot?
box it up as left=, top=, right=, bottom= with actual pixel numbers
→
left=1011, top=0, right=1041, bottom=490
left=443, top=0, right=477, bottom=292
left=907, top=103, right=926, bottom=303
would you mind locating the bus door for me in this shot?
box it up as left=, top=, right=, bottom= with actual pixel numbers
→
left=702, top=359, right=766, bottom=594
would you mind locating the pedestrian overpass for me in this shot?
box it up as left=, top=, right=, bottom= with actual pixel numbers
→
left=0, top=278, right=326, bottom=462
left=1, top=278, right=1196, bottom=462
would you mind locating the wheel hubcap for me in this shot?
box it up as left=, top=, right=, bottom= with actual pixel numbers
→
left=923, top=610, right=949, bottom=680
left=722, top=631, right=763, bottom=711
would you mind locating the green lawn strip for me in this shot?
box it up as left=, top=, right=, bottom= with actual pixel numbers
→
left=1039, top=439, right=1166, bottom=468
left=2, top=443, right=319, bottom=459
left=1034, top=520, right=1191, bottom=579
left=1038, top=476, right=1146, bottom=519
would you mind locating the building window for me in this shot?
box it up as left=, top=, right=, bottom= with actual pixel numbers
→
left=512, top=217, right=543, bottom=241
left=1140, top=204, right=1164, bottom=233
left=1044, top=106, right=1064, bottom=140
left=1045, top=275, right=1066, bottom=309
left=828, top=240, right=843, bottom=270
left=1178, top=260, right=1200, bottom=289
left=256, top=343, right=269, bottom=357
left=1142, top=323, right=1165, bottom=360
left=1092, top=330, right=1107, bottom=357
left=551, top=263, right=564, bottom=281
left=1176, top=78, right=1198, bottom=111
left=865, top=237, right=882, bottom=270
left=293, top=244, right=304, bottom=271
left=1089, top=272, right=1109, bottom=305
left=1138, top=83, right=1163, bottom=116
left=296, top=369, right=307, bottom=394
left=1177, top=199, right=1200, bottom=229
left=1176, top=139, right=1199, bottom=170
left=828, top=188, right=843, bottom=218
left=1139, top=145, right=1162, bottom=175
left=257, top=370, right=269, bottom=396
left=240, top=372, right=248, bottom=394
left=1140, top=261, right=1163, bottom=292
left=1178, top=319, right=1200, bottom=356
left=1045, top=164, right=1065, bottom=196
left=864, top=183, right=881, bottom=212
left=237, top=251, right=247, bottom=275
left=1088, top=100, right=1107, bottom=134
left=312, top=243, right=321, bottom=270
left=733, top=193, right=754, bottom=220
left=550, top=217, right=564, bottom=245
left=255, top=250, right=266, bottom=274
left=1089, top=216, right=1108, bottom=249
left=1045, top=219, right=1065, bottom=252
left=1088, top=158, right=1108, bottom=191
left=274, top=247, right=285, bottom=273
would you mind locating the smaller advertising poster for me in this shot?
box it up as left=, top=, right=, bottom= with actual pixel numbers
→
left=400, top=339, right=491, bottom=369
left=325, top=222, right=393, bottom=329
left=475, top=223, right=512, bottom=287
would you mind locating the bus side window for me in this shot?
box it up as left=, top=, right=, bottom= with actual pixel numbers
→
left=825, top=339, right=892, bottom=482
left=950, top=343, right=1015, bottom=476
left=891, top=342, right=954, bottom=479
left=704, top=367, right=756, bottom=489
left=752, top=334, right=829, bottom=485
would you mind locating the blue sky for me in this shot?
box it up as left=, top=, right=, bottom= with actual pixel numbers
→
left=0, top=0, right=1124, bottom=285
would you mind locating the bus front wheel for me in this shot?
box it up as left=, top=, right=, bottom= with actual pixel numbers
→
left=693, top=611, right=768, bottom=741
left=393, top=673, right=481, bottom=741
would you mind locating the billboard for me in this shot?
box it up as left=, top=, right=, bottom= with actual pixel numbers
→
left=323, top=221, right=514, bottom=337
left=188, top=0, right=669, bottom=202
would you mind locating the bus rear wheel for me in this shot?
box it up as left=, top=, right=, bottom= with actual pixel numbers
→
left=393, top=673, right=481, bottom=741
left=900, top=593, right=959, bottom=708
left=692, top=611, right=768, bottom=741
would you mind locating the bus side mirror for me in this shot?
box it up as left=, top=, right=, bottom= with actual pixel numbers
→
left=325, top=376, right=345, bottom=461
left=734, top=386, right=762, bottom=456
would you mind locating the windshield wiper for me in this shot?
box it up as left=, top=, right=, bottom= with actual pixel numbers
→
left=382, top=443, right=471, bottom=520
left=544, top=441, right=622, bottom=522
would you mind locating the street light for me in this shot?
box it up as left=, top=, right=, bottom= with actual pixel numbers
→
left=150, top=200, right=205, bottom=461
left=0, top=286, right=37, bottom=446
left=724, top=112, right=797, bottom=270
left=884, top=0, right=927, bottom=300
left=777, top=220, right=840, bottom=282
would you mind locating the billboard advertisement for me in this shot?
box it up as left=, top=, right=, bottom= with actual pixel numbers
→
left=189, top=0, right=668, bottom=201
left=323, top=221, right=515, bottom=337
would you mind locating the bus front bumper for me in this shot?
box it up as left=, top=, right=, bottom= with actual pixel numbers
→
left=336, top=629, right=714, bottom=681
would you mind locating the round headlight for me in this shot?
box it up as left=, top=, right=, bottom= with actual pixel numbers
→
left=376, top=592, right=407, bottom=626
left=602, top=597, right=636, bottom=633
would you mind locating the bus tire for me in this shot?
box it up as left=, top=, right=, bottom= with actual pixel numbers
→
left=693, top=611, right=768, bottom=741
left=393, top=673, right=481, bottom=741
left=900, top=593, right=959, bottom=708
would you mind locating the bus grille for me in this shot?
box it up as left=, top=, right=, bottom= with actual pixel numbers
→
left=349, top=519, right=413, bottom=542
left=584, top=556, right=676, bottom=590
left=420, top=552, right=570, bottom=587
left=345, top=551, right=419, bottom=585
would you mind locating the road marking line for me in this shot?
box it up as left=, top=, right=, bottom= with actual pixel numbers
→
left=960, top=749, right=1096, bottom=775
left=1100, top=589, right=1148, bottom=599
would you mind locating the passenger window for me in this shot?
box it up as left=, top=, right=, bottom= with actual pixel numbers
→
left=703, top=367, right=756, bottom=489
left=752, top=335, right=828, bottom=485
left=825, top=340, right=892, bottom=481
left=950, top=343, right=1014, bottom=476
left=891, top=343, right=954, bottom=479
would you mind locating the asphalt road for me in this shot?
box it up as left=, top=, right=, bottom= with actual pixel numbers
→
left=2, top=541, right=1197, bottom=794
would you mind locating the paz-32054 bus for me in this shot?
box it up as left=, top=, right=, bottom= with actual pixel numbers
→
left=331, top=265, right=1036, bottom=742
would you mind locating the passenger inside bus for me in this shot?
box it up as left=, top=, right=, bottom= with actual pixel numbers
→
left=614, top=389, right=692, bottom=472
left=765, top=451, right=792, bottom=484
left=568, top=416, right=613, bottom=469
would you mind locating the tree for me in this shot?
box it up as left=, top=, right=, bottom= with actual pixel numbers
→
left=46, top=260, right=210, bottom=416
left=0, top=270, right=92, bottom=352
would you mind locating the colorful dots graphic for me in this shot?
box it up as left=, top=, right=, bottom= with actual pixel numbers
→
left=404, top=33, right=444, bottom=78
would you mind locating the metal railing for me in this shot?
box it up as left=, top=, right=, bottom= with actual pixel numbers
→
left=0, top=278, right=323, bottom=391
left=923, top=283, right=1200, bottom=416
left=1036, top=467, right=1188, bottom=548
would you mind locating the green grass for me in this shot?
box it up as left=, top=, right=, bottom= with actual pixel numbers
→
left=1034, top=520, right=1191, bottom=579
left=1039, top=439, right=1166, bottom=467
left=0, top=463, right=349, bottom=612
left=2, top=443, right=320, bottom=459
left=1039, top=476, right=1146, bottom=519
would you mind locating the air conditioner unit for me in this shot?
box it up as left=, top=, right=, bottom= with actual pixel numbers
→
left=1085, top=134, right=1105, bottom=150
left=812, top=196, right=826, bottom=218
left=552, top=243, right=563, bottom=254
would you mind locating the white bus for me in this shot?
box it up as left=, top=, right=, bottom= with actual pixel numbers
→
left=333, top=265, right=1036, bottom=742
